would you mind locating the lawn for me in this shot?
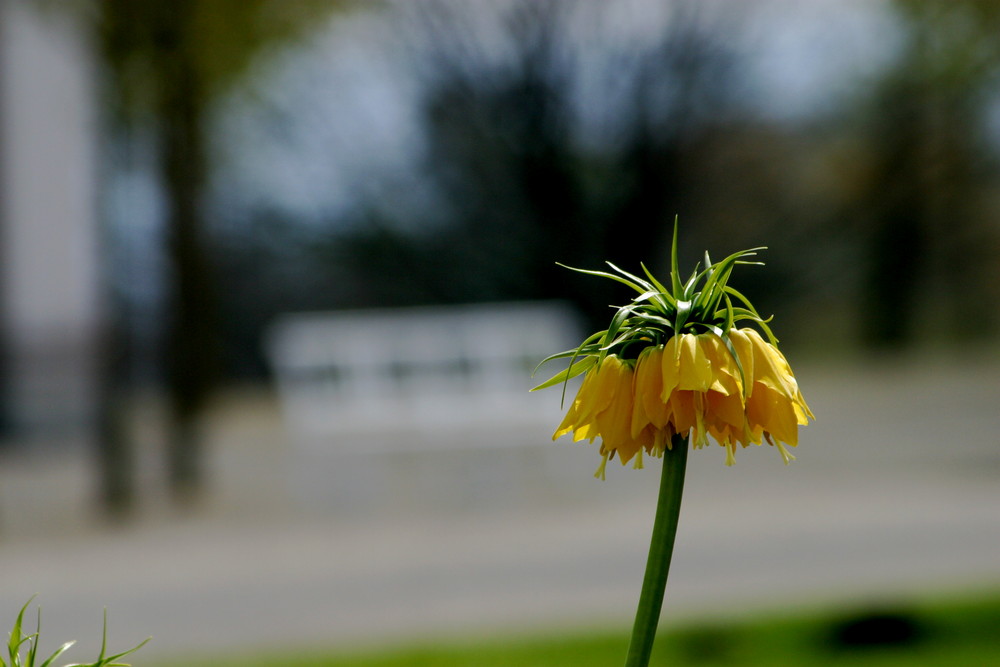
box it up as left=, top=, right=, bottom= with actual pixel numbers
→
left=148, top=590, right=1000, bottom=666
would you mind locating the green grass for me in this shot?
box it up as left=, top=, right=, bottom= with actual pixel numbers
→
left=148, top=591, right=1000, bottom=666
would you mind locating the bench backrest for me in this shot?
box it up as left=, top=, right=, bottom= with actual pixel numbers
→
left=266, top=301, right=582, bottom=440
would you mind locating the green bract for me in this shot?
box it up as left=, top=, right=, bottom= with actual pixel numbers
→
left=532, top=220, right=775, bottom=398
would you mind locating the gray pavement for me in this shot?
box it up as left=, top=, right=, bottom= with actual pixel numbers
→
left=1, top=357, right=999, bottom=661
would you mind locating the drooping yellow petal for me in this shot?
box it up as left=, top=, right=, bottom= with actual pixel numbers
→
left=553, top=389, right=585, bottom=440
left=587, top=355, right=626, bottom=415
left=706, top=389, right=745, bottom=433
left=571, top=421, right=598, bottom=442
left=699, top=333, right=740, bottom=395
left=594, top=357, right=636, bottom=455
left=727, top=328, right=755, bottom=396
left=743, top=329, right=799, bottom=399
left=552, top=364, right=599, bottom=440
left=742, top=328, right=815, bottom=425
left=553, top=356, right=630, bottom=443
left=677, top=334, right=714, bottom=391
left=745, top=383, right=799, bottom=448
left=633, top=346, right=669, bottom=436
left=660, top=334, right=682, bottom=399
left=793, top=401, right=812, bottom=425
left=668, top=389, right=697, bottom=435
left=619, top=424, right=656, bottom=466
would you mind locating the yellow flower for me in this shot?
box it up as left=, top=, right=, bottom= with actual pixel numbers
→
left=553, top=328, right=812, bottom=475
left=534, top=223, right=813, bottom=477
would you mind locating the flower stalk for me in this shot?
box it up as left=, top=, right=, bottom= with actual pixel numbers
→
left=624, top=432, right=688, bottom=667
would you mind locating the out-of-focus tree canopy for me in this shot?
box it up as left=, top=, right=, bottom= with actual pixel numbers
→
left=854, top=0, right=1000, bottom=347
left=88, top=0, right=1000, bottom=379
left=51, top=0, right=348, bottom=113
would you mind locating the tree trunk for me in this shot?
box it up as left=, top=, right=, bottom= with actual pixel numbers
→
left=95, top=313, right=135, bottom=519
left=158, top=2, right=218, bottom=507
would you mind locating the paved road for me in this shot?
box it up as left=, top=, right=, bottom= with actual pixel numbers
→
left=1, top=358, right=999, bottom=661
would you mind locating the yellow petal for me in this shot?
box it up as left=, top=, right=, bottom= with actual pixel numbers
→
left=594, top=357, right=635, bottom=453
left=572, top=421, right=598, bottom=442
left=661, top=335, right=682, bottom=399
left=581, top=355, right=623, bottom=417
left=706, top=389, right=745, bottom=432
left=746, top=384, right=799, bottom=447
left=702, top=333, right=744, bottom=396
left=742, top=328, right=814, bottom=423
left=743, top=329, right=799, bottom=399
left=677, top=334, right=714, bottom=391
left=727, top=329, right=755, bottom=395
left=668, top=389, right=697, bottom=435
left=552, top=364, right=598, bottom=440
left=634, top=346, right=669, bottom=434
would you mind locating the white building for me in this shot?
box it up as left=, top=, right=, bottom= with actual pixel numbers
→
left=0, top=0, right=102, bottom=434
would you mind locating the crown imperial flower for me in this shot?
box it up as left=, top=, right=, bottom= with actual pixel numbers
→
left=533, top=223, right=813, bottom=477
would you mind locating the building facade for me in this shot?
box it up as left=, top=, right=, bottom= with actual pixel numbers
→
left=0, top=0, right=102, bottom=435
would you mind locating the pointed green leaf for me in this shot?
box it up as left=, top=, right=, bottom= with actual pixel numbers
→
left=639, top=262, right=675, bottom=306
left=555, top=263, right=648, bottom=295
left=674, top=299, right=692, bottom=332
left=599, top=304, right=633, bottom=357
left=530, top=355, right=597, bottom=392
left=38, top=642, right=76, bottom=667
left=604, top=262, right=654, bottom=294
left=669, top=216, right=682, bottom=296
left=9, top=598, right=35, bottom=667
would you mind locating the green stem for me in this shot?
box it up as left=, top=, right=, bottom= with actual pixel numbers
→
left=624, top=433, right=689, bottom=667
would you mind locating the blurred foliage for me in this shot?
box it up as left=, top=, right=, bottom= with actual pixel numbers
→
left=48, top=0, right=348, bottom=114
left=854, top=0, right=1000, bottom=347
left=84, top=0, right=1000, bottom=378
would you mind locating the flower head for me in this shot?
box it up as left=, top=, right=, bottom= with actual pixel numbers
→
left=533, top=222, right=812, bottom=477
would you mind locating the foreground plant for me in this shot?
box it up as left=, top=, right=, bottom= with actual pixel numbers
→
left=3, top=598, right=148, bottom=667
left=533, top=222, right=812, bottom=666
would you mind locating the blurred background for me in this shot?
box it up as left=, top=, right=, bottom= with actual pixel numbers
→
left=0, top=0, right=999, bottom=663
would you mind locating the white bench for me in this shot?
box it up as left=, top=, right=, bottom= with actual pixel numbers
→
left=266, top=301, right=582, bottom=456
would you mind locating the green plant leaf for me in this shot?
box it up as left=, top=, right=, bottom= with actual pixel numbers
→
left=530, top=355, right=596, bottom=392
left=669, top=216, right=682, bottom=296
left=67, top=636, right=149, bottom=667
left=555, top=263, right=648, bottom=295
left=599, top=305, right=634, bottom=360
left=639, top=262, right=675, bottom=307
left=623, top=308, right=674, bottom=333
left=673, top=299, right=692, bottom=333
left=723, top=286, right=778, bottom=344
left=604, top=262, right=654, bottom=294
left=8, top=598, right=35, bottom=667
left=631, top=289, right=671, bottom=313
left=38, top=641, right=76, bottom=667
